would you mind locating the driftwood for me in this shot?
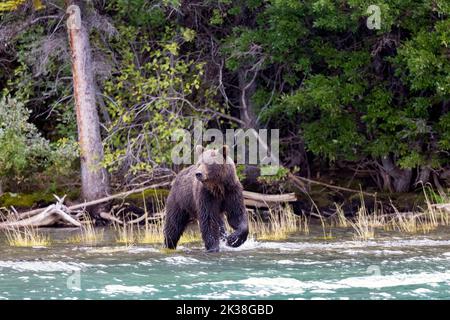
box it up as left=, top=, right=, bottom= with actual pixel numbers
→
left=432, top=203, right=450, bottom=213
left=243, top=190, right=296, bottom=203
left=0, top=195, right=82, bottom=229
left=16, top=181, right=172, bottom=220
left=0, top=181, right=297, bottom=228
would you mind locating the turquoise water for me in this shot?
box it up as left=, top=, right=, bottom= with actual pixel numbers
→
left=0, top=226, right=450, bottom=300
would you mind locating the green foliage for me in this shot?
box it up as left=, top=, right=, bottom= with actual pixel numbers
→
left=258, top=165, right=290, bottom=183
left=102, top=26, right=205, bottom=174
left=1, top=0, right=449, bottom=194
left=238, top=0, right=450, bottom=177
left=107, top=0, right=168, bottom=27
left=0, top=95, right=50, bottom=182
left=0, top=96, right=78, bottom=190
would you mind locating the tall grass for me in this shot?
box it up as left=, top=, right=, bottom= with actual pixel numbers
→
left=67, top=214, right=104, bottom=244
left=334, top=203, right=349, bottom=228
left=349, top=206, right=375, bottom=240
left=114, top=221, right=203, bottom=246
left=317, top=212, right=333, bottom=240
left=178, top=227, right=203, bottom=244
left=250, top=205, right=307, bottom=241
left=5, top=225, right=51, bottom=247
left=114, top=222, right=137, bottom=245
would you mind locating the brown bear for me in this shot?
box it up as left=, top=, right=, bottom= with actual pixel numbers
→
left=163, top=145, right=249, bottom=252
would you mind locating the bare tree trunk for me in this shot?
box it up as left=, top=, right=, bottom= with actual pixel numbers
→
left=66, top=2, right=110, bottom=219
left=238, top=69, right=258, bottom=129
left=381, top=156, right=412, bottom=193
left=415, top=166, right=431, bottom=186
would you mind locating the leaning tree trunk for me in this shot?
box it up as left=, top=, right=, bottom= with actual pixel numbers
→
left=66, top=2, right=110, bottom=219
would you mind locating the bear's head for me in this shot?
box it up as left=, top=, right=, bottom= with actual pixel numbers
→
left=194, top=145, right=236, bottom=188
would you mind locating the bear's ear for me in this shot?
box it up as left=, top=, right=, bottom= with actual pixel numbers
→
left=222, top=145, right=229, bottom=159
left=195, top=145, right=204, bottom=155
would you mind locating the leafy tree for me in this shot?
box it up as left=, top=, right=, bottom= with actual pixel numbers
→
left=223, top=0, right=450, bottom=192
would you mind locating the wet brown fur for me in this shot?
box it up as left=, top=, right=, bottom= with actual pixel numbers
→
left=164, top=145, right=249, bottom=252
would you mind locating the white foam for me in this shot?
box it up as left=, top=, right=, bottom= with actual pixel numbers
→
left=0, top=261, right=90, bottom=272
left=189, top=272, right=450, bottom=296
left=277, top=259, right=324, bottom=265
left=413, top=288, right=435, bottom=294
left=222, top=238, right=450, bottom=252
left=101, top=284, right=158, bottom=295
left=277, top=260, right=296, bottom=265
left=163, top=256, right=205, bottom=265
left=127, top=247, right=160, bottom=254
left=336, top=272, right=450, bottom=289
left=371, top=250, right=405, bottom=255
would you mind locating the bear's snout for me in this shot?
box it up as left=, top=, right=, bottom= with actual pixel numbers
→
left=195, top=172, right=204, bottom=181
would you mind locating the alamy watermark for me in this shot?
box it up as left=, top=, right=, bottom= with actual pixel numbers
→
left=171, top=120, right=280, bottom=175
left=67, top=269, right=82, bottom=291
left=367, top=5, right=381, bottom=30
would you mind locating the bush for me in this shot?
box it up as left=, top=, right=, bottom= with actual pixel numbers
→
left=0, top=95, right=79, bottom=193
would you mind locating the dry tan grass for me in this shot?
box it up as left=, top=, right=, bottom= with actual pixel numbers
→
left=250, top=205, right=307, bottom=241
left=334, top=203, right=349, bottom=228
left=349, top=206, right=375, bottom=240
left=5, top=225, right=51, bottom=247
left=66, top=214, right=104, bottom=244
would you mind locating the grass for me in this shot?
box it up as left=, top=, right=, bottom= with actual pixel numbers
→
left=114, top=218, right=202, bottom=246
left=392, top=213, right=436, bottom=234
left=334, top=203, right=349, bottom=228
left=317, top=212, right=334, bottom=240
left=1, top=185, right=447, bottom=247
left=5, top=225, right=51, bottom=247
left=178, top=226, right=203, bottom=244
left=114, top=222, right=137, bottom=245
left=250, top=205, right=308, bottom=241
left=66, top=214, right=104, bottom=244
left=334, top=187, right=450, bottom=239
left=137, top=222, right=163, bottom=244
left=349, top=207, right=375, bottom=240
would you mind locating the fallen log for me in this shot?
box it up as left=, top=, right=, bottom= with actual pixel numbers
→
left=0, top=195, right=82, bottom=229
left=432, top=203, right=450, bottom=213
left=13, top=182, right=296, bottom=220
left=16, top=181, right=172, bottom=220
left=1, top=181, right=297, bottom=228
left=243, top=190, right=296, bottom=203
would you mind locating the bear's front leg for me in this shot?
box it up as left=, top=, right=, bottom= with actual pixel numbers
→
left=223, top=190, right=249, bottom=248
left=219, top=217, right=228, bottom=241
left=198, top=193, right=222, bottom=252
left=199, top=217, right=220, bottom=252
left=163, top=203, right=190, bottom=250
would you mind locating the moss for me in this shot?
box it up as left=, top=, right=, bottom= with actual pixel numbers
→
left=108, top=188, right=170, bottom=214
left=123, top=188, right=169, bottom=207
left=0, top=192, right=53, bottom=208
left=0, top=188, right=80, bottom=209
left=126, top=188, right=169, bottom=200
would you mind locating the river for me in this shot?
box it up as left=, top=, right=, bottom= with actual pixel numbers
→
left=0, top=225, right=449, bottom=299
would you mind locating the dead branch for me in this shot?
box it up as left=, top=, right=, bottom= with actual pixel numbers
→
left=16, top=181, right=172, bottom=220
left=243, top=191, right=296, bottom=203
left=0, top=195, right=81, bottom=229
left=289, top=173, right=377, bottom=197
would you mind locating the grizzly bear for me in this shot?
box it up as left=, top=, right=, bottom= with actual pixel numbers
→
left=164, top=145, right=249, bottom=252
